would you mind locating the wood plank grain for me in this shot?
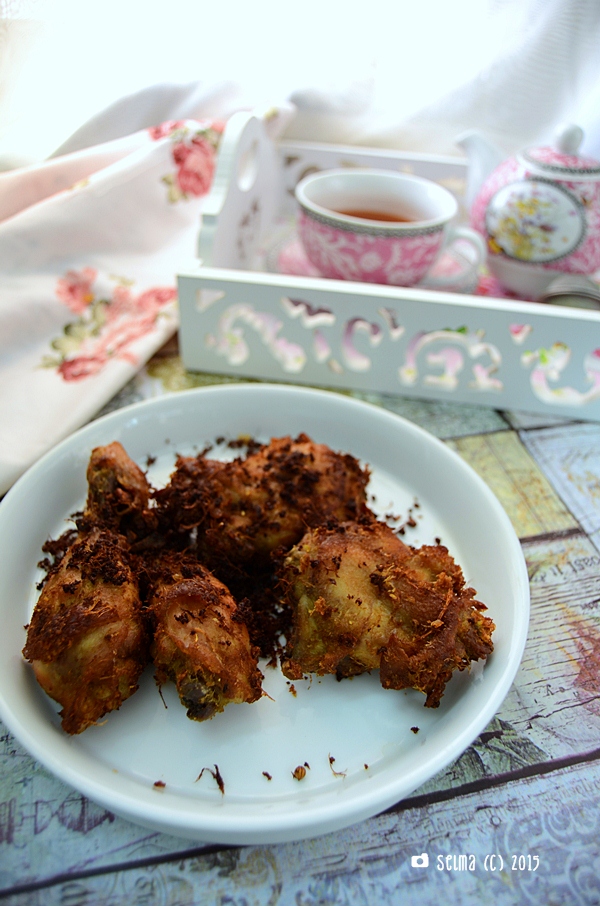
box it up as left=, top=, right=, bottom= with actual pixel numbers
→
left=330, top=390, right=509, bottom=440
left=445, top=431, right=578, bottom=538
left=520, top=422, right=600, bottom=552
left=2, top=758, right=598, bottom=905
left=497, top=531, right=600, bottom=757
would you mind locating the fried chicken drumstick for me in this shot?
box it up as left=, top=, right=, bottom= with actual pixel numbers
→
left=280, top=520, right=494, bottom=707
left=22, top=528, right=148, bottom=734
left=83, top=440, right=159, bottom=544
left=86, top=441, right=150, bottom=525
left=147, top=553, right=264, bottom=721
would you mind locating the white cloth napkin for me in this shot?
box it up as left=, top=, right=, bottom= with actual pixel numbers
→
left=0, top=115, right=225, bottom=495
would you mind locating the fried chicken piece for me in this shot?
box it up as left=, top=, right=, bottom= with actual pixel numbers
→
left=83, top=441, right=158, bottom=543
left=280, top=521, right=494, bottom=707
left=86, top=441, right=149, bottom=524
left=22, top=528, right=148, bottom=734
left=148, top=552, right=264, bottom=721
left=154, top=434, right=372, bottom=568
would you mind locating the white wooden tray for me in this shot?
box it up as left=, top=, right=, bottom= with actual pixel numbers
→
left=177, top=112, right=600, bottom=421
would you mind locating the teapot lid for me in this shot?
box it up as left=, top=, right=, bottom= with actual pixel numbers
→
left=521, top=124, right=600, bottom=177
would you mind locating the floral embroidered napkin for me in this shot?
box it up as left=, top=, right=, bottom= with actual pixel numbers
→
left=0, top=117, right=224, bottom=495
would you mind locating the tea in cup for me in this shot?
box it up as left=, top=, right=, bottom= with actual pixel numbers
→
left=295, top=168, right=485, bottom=288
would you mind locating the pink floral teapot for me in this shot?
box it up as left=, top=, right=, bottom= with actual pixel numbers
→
left=457, top=124, right=600, bottom=299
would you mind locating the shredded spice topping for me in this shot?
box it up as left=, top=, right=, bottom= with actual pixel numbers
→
left=23, top=433, right=494, bottom=747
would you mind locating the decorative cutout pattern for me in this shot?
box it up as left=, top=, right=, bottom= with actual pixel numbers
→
left=342, top=319, right=384, bottom=372
left=400, top=328, right=503, bottom=392
left=206, top=303, right=306, bottom=372
left=206, top=301, right=504, bottom=391
left=185, top=283, right=600, bottom=418
left=521, top=344, right=600, bottom=406
left=281, top=297, right=336, bottom=327
left=510, top=323, right=533, bottom=345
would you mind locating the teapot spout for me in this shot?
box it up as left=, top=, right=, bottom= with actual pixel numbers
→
left=455, top=129, right=504, bottom=211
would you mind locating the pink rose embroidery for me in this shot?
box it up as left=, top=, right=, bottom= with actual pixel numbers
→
left=44, top=270, right=177, bottom=381
left=148, top=120, right=186, bottom=140
left=160, top=121, right=223, bottom=203
left=55, top=267, right=97, bottom=314
left=57, top=355, right=107, bottom=381
left=172, top=135, right=215, bottom=197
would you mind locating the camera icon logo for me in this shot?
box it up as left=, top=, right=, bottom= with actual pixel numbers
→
left=411, top=853, right=429, bottom=868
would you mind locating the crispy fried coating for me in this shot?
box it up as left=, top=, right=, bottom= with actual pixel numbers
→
left=148, top=552, right=264, bottom=721
left=84, top=441, right=157, bottom=543
left=22, top=528, right=148, bottom=734
left=153, top=434, right=372, bottom=567
left=280, top=521, right=494, bottom=707
left=86, top=441, right=149, bottom=523
left=25, top=433, right=495, bottom=732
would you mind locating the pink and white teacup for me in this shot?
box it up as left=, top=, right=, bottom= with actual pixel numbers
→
left=295, top=168, right=485, bottom=289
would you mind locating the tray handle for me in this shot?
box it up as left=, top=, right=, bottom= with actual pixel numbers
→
left=199, top=111, right=281, bottom=270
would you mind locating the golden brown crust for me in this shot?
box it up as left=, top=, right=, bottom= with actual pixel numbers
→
left=154, top=434, right=372, bottom=567
left=24, top=435, right=495, bottom=732
left=147, top=552, right=263, bottom=720
left=280, top=521, right=494, bottom=707
left=86, top=441, right=149, bottom=523
left=23, top=528, right=148, bottom=734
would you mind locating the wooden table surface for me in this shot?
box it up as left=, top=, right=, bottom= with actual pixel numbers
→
left=2, top=341, right=600, bottom=906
